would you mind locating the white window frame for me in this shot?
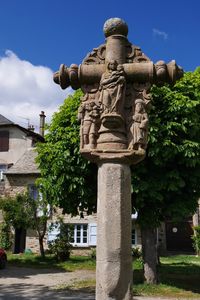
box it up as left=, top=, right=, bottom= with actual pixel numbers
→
left=47, top=223, right=60, bottom=243
left=0, top=164, right=7, bottom=181
left=131, top=228, right=137, bottom=246
left=71, top=224, right=89, bottom=247
left=28, top=184, right=46, bottom=217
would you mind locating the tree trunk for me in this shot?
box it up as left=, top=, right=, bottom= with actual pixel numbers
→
left=141, top=227, right=158, bottom=284
left=192, top=203, right=200, bottom=256
left=36, top=218, right=47, bottom=258
left=39, top=236, right=45, bottom=258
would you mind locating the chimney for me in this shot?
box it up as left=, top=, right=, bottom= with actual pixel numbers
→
left=39, top=111, right=46, bottom=137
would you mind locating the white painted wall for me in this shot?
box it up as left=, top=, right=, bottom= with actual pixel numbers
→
left=0, top=127, right=33, bottom=165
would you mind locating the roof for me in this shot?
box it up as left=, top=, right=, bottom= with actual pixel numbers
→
left=5, top=148, right=40, bottom=175
left=0, top=114, right=44, bottom=142
left=0, top=114, right=14, bottom=125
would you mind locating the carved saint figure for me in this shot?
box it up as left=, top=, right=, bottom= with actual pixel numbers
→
left=99, top=60, right=126, bottom=114
left=129, top=99, right=148, bottom=151
left=78, top=101, right=102, bottom=149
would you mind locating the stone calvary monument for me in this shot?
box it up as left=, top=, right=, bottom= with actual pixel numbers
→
left=54, top=18, right=183, bottom=300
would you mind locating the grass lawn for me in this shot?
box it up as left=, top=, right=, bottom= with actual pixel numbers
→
left=7, top=252, right=96, bottom=272
left=7, top=253, right=200, bottom=298
left=133, top=255, right=200, bottom=298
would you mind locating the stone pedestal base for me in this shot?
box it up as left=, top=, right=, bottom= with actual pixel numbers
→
left=96, top=163, right=132, bottom=300
left=97, top=119, right=127, bottom=151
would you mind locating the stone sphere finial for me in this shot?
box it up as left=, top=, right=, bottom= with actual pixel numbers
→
left=103, top=18, right=128, bottom=38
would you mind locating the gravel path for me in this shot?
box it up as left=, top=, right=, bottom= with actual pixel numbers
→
left=0, top=266, right=199, bottom=300
left=0, top=266, right=95, bottom=287
left=0, top=266, right=95, bottom=299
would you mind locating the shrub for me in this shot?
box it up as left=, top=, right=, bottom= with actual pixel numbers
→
left=132, top=246, right=142, bottom=259
left=192, top=226, right=200, bottom=256
left=0, top=222, right=13, bottom=250
left=90, top=247, right=96, bottom=260
left=48, top=223, right=72, bottom=261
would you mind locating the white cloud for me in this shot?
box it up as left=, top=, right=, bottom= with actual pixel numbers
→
left=153, top=28, right=168, bottom=40
left=0, top=50, right=72, bottom=132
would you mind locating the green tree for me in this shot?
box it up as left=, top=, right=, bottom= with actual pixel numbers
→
left=48, top=218, right=72, bottom=261
left=28, top=186, right=50, bottom=258
left=36, top=90, right=97, bottom=216
left=132, top=68, right=200, bottom=283
left=0, top=193, right=33, bottom=229
left=36, top=68, right=200, bottom=283
left=0, top=193, right=33, bottom=252
left=0, top=191, right=49, bottom=257
left=0, top=222, right=13, bottom=250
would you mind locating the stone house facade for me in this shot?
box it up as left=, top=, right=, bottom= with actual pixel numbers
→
left=47, top=210, right=141, bottom=256
left=0, top=114, right=44, bottom=253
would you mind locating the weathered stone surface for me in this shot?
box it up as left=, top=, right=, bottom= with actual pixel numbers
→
left=54, top=18, right=183, bottom=164
left=96, top=163, right=132, bottom=300
left=103, top=17, right=128, bottom=37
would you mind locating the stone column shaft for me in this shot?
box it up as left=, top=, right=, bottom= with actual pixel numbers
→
left=96, top=163, right=132, bottom=300
left=105, top=35, right=127, bottom=65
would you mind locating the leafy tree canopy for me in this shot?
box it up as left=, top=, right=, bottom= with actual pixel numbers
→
left=132, top=68, right=200, bottom=227
left=0, top=193, right=33, bottom=229
left=36, top=90, right=97, bottom=215
left=36, top=68, right=200, bottom=226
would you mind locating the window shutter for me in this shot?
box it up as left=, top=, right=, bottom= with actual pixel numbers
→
left=0, top=131, right=9, bottom=152
left=88, top=223, right=97, bottom=246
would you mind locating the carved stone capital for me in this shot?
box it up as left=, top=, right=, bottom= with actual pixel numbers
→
left=54, top=18, right=183, bottom=165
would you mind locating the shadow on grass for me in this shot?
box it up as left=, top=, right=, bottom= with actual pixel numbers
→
left=6, top=254, right=96, bottom=277
left=133, top=257, right=200, bottom=297
left=7, top=255, right=68, bottom=271
left=133, top=269, right=144, bottom=285
left=159, top=262, right=200, bottom=294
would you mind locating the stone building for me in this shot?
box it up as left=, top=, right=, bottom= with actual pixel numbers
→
left=0, top=113, right=44, bottom=253
left=48, top=211, right=141, bottom=256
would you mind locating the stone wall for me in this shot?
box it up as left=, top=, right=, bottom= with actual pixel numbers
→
left=4, top=174, right=37, bottom=196
left=26, top=229, right=49, bottom=253
left=0, top=182, right=5, bottom=222
left=2, top=173, right=40, bottom=253
left=0, top=181, right=5, bottom=196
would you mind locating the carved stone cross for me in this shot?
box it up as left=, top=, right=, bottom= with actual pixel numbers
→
left=54, top=18, right=182, bottom=164
left=54, top=18, right=183, bottom=300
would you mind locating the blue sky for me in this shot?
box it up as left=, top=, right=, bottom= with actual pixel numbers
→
left=0, top=0, right=199, bottom=129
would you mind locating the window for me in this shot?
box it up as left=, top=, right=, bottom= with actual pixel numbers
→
left=0, top=131, right=9, bottom=152
left=47, top=223, right=60, bottom=243
left=0, top=164, right=7, bottom=181
left=28, top=184, right=38, bottom=200
left=131, top=228, right=137, bottom=245
left=28, top=184, right=46, bottom=217
left=71, top=224, right=88, bottom=246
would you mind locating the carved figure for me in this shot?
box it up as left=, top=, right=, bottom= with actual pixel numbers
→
left=99, top=60, right=126, bottom=114
left=78, top=101, right=102, bottom=149
left=129, top=99, right=148, bottom=151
